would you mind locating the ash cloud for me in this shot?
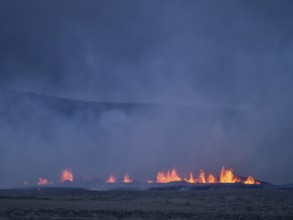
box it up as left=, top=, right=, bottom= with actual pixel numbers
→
left=0, top=0, right=293, bottom=187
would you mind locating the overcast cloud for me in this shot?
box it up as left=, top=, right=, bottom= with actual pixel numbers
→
left=0, top=0, right=293, bottom=187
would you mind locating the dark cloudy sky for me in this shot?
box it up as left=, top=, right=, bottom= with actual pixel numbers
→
left=0, top=0, right=293, bottom=186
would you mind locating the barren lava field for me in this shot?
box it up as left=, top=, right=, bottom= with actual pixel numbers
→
left=0, top=188, right=292, bottom=220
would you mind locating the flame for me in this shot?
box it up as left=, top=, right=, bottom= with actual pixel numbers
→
left=244, top=175, right=260, bottom=184
left=37, top=178, right=48, bottom=185
left=184, top=172, right=197, bottom=183
left=156, top=167, right=259, bottom=184
left=25, top=166, right=261, bottom=186
left=106, top=174, right=116, bottom=183
left=219, top=167, right=241, bottom=183
left=123, top=173, right=133, bottom=183
left=156, top=169, right=182, bottom=183
left=207, top=173, right=216, bottom=183
left=60, top=169, right=74, bottom=183
left=198, top=169, right=206, bottom=183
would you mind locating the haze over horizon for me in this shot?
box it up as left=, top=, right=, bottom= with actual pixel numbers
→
left=0, top=0, right=293, bottom=187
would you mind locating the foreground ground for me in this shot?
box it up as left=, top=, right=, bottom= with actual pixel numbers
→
left=0, top=188, right=292, bottom=219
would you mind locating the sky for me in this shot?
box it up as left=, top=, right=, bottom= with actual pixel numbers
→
left=0, top=0, right=293, bottom=186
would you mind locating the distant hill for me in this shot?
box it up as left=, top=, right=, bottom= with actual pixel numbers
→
left=0, top=88, right=241, bottom=119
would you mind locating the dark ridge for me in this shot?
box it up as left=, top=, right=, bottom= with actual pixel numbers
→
left=0, top=88, right=241, bottom=114
left=0, top=88, right=143, bottom=117
left=0, top=88, right=243, bottom=131
left=277, top=184, right=293, bottom=189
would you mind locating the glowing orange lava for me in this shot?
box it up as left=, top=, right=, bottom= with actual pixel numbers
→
left=198, top=169, right=206, bottom=183
left=244, top=175, right=260, bottom=184
left=219, top=167, right=241, bottom=183
left=156, top=169, right=182, bottom=183
left=37, top=178, right=48, bottom=185
left=207, top=173, right=216, bottom=183
left=60, top=169, right=74, bottom=183
left=106, top=174, right=116, bottom=183
left=184, top=172, right=197, bottom=183
left=123, top=173, right=133, bottom=183
left=155, top=167, right=259, bottom=184
left=24, top=166, right=261, bottom=185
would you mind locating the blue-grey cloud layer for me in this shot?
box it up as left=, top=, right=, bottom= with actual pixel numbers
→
left=0, top=0, right=293, bottom=186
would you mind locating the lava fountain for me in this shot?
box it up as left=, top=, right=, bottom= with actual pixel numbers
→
left=60, top=169, right=74, bottom=183
left=37, top=178, right=48, bottom=185
left=123, top=173, right=133, bottom=183
left=244, top=176, right=259, bottom=184
left=156, top=169, right=182, bottom=183
left=156, top=167, right=259, bottom=185
left=106, top=174, right=116, bottom=183
left=24, top=166, right=260, bottom=186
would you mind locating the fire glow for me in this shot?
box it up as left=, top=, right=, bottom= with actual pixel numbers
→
left=37, top=178, right=48, bottom=185
left=106, top=174, right=116, bottom=183
left=157, top=167, right=259, bottom=185
left=156, top=169, right=181, bottom=183
left=30, top=166, right=260, bottom=186
left=123, top=173, right=133, bottom=183
left=60, top=169, right=74, bottom=183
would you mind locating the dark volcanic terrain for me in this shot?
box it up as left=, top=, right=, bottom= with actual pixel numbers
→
left=0, top=188, right=292, bottom=219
